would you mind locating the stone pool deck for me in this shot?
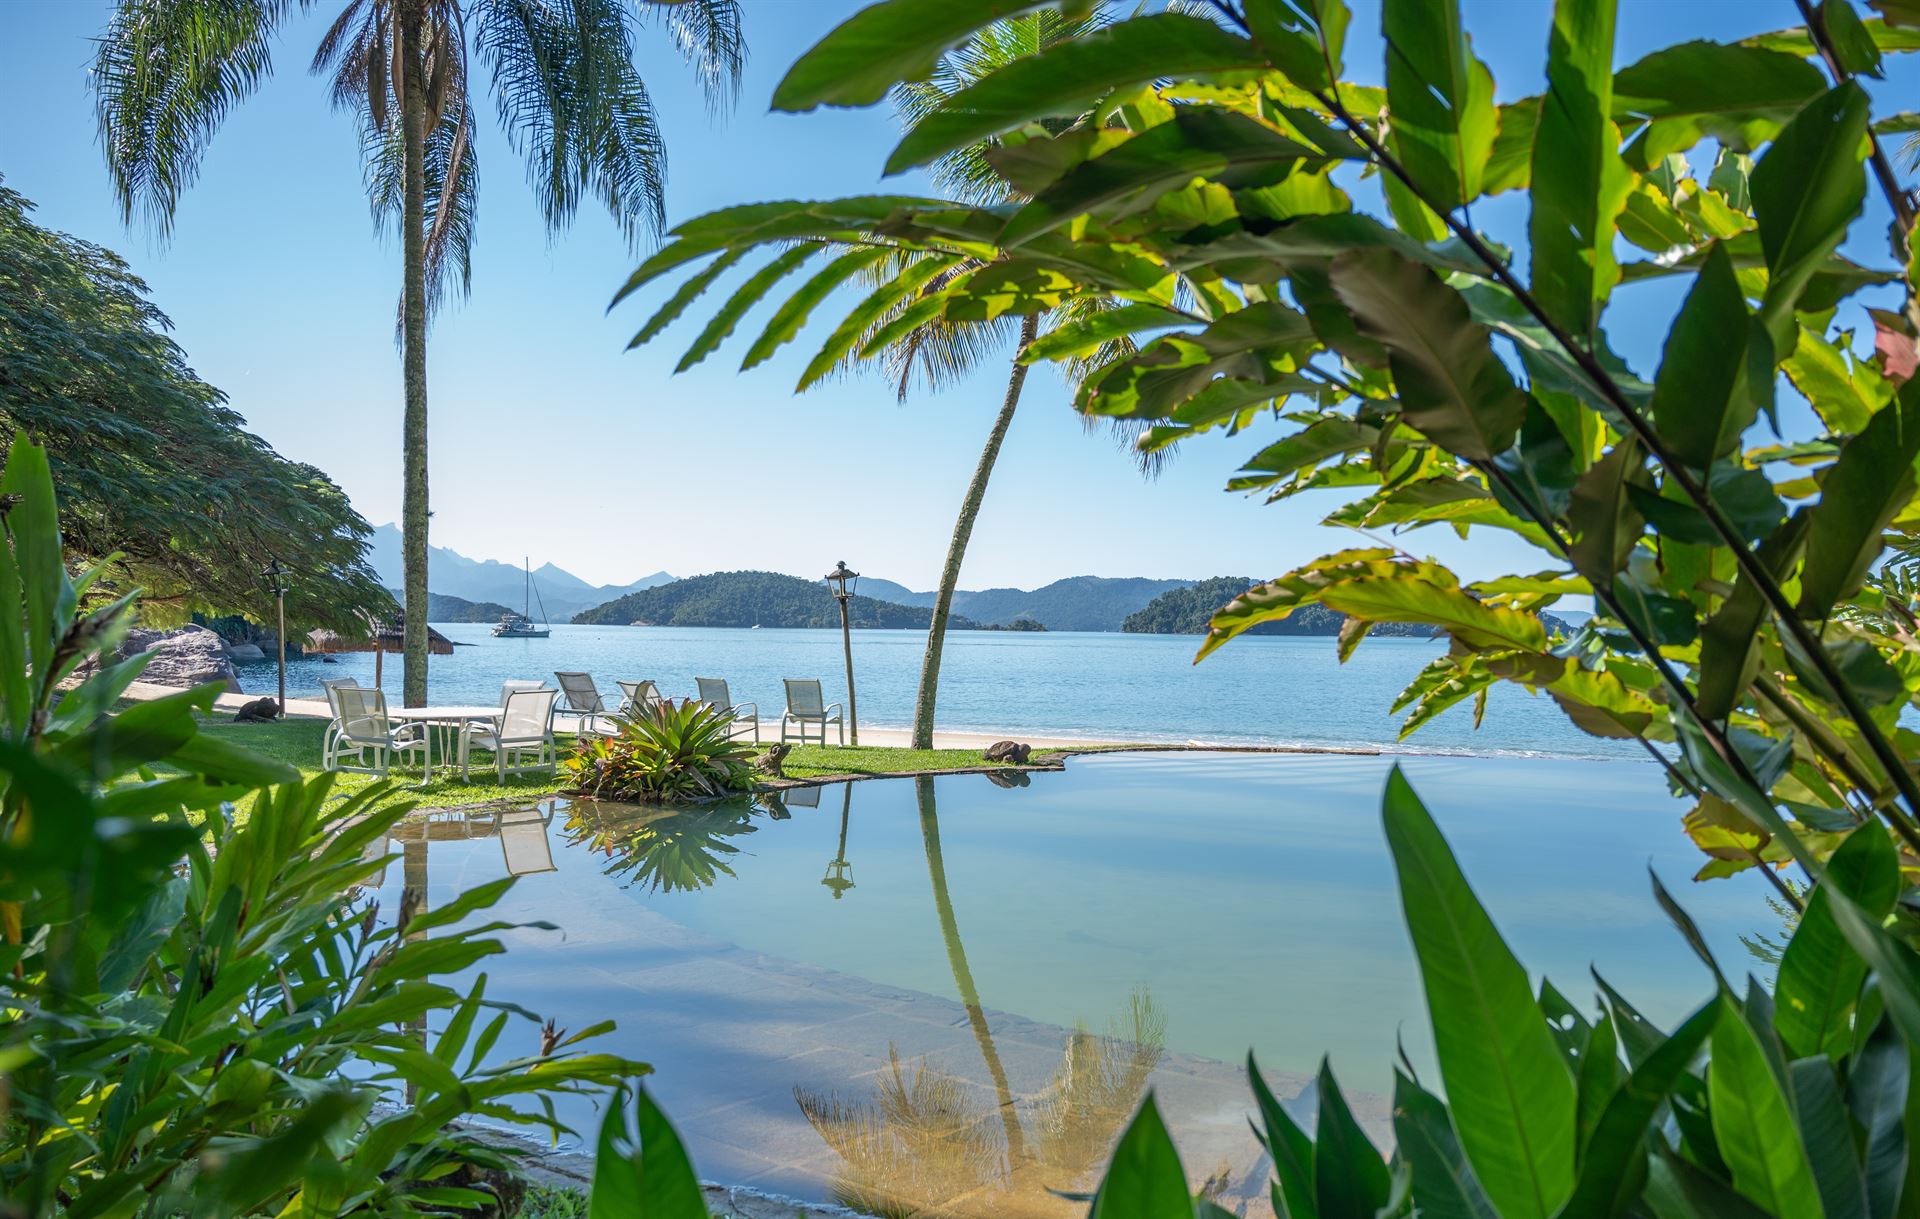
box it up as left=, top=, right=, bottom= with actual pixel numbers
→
left=391, top=825, right=1391, bottom=1219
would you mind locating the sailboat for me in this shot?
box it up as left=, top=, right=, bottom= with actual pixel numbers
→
left=492, top=558, right=551, bottom=638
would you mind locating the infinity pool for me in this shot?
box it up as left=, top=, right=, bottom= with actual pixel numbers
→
left=371, top=751, right=1773, bottom=1215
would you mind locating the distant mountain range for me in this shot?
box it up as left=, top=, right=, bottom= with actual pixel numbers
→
left=842, top=575, right=1191, bottom=631
left=572, top=571, right=991, bottom=630
left=366, top=524, right=675, bottom=622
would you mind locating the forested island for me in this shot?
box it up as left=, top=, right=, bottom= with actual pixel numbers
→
left=573, top=571, right=990, bottom=629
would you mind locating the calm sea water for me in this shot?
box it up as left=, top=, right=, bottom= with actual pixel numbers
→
left=377, top=752, right=1770, bottom=1210
left=243, top=623, right=1639, bottom=758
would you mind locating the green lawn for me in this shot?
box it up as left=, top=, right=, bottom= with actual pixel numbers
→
left=185, top=714, right=1022, bottom=807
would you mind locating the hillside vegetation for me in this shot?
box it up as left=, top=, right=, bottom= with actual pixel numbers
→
left=573, top=571, right=983, bottom=629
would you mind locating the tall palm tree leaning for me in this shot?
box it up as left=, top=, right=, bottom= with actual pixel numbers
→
left=94, top=0, right=744, bottom=704
left=880, top=8, right=1158, bottom=749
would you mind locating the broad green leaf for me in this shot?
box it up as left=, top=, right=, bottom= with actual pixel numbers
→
left=1798, top=379, right=1920, bottom=615
left=1313, top=1059, right=1390, bottom=1219
left=1791, top=1056, right=1869, bottom=1219
left=1613, top=41, right=1828, bottom=165
left=1393, top=1070, right=1497, bottom=1219
left=1244, top=0, right=1350, bottom=93
left=741, top=245, right=890, bottom=371
left=1827, top=0, right=1886, bottom=77
left=1651, top=244, right=1756, bottom=468
left=1847, top=1017, right=1909, bottom=1219
left=589, top=1084, right=706, bottom=1219
left=1082, top=302, right=1314, bottom=420
left=1566, top=439, right=1650, bottom=587
left=1483, top=97, right=1541, bottom=195
left=1238, top=419, right=1377, bottom=482
left=1329, top=247, right=1526, bottom=461
left=1781, top=325, right=1890, bottom=434
left=1003, top=108, right=1323, bottom=247
left=1558, top=999, right=1717, bottom=1219
left=1383, top=0, right=1495, bottom=212
left=675, top=245, right=818, bottom=372
left=1088, top=1095, right=1194, bottom=1219
left=797, top=253, right=960, bottom=391
left=1776, top=823, right=1901, bottom=1059
left=887, top=15, right=1266, bottom=175
left=1710, top=994, right=1826, bottom=1218
left=1248, top=1053, right=1318, bottom=1219
left=1382, top=767, right=1575, bottom=1219
left=1022, top=303, right=1187, bottom=363
left=1529, top=0, right=1632, bottom=337
left=1321, top=574, right=1549, bottom=652
left=771, top=0, right=1052, bottom=111
left=1751, top=84, right=1871, bottom=352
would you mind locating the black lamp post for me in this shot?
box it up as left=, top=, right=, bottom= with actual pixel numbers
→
left=261, top=556, right=289, bottom=712
left=824, top=560, right=859, bottom=747
left=821, top=783, right=856, bottom=900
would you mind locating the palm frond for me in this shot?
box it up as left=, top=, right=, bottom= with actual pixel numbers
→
left=639, top=0, right=747, bottom=116
left=473, top=0, right=668, bottom=249
left=94, top=0, right=293, bottom=233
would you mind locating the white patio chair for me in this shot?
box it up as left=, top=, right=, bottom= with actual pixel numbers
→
left=499, top=679, right=548, bottom=705
left=324, top=687, right=428, bottom=777
left=319, top=677, right=360, bottom=759
left=616, top=680, right=663, bottom=716
left=554, top=671, right=616, bottom=735
left=695, top=676, right=760, bottom=742
left=464, top=688, right=559, bottom=781
left=780, top=679, right=843, bottom=747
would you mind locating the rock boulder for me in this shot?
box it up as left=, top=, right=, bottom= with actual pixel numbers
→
left=983, top=740, right=1031, bottom=764
left=227, top=642, right=267, bottom=664
left=233, top=696, right=281, bottom=723
left=121, top=625, right=239, bottom=690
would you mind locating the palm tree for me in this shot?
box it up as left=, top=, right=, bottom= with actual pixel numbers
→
left=880, top=8, right=1156, bottom=749
left=93, top=0, right=745, bottom=704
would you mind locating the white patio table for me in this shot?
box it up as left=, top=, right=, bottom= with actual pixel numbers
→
left=388, top=705, right=502, bottom=783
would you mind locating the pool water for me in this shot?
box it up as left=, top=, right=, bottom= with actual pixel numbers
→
left=371, top=751, right=1774, bottom=1215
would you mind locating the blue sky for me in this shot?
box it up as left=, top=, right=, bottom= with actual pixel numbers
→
left=1, top=1, right=1913, bottom=591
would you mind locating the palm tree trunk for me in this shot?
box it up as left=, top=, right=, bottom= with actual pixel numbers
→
left=910, top=313, right=1039, bottom=749
left=398, top=2, right=431, bottom=707
left=915, top=776, right=1027, bottom=1168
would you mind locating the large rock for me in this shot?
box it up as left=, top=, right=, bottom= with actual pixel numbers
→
left=227, top=642, right=267, bottom=664
left=121, top=625, right=239, bottom=690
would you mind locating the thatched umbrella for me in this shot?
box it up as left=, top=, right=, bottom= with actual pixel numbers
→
left=305, top=622, right=452, bottom=689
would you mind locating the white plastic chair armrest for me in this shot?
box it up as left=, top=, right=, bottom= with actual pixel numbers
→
left=731, top=701, right=758, bottom=718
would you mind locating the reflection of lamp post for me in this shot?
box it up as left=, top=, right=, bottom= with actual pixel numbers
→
left=821, top=784, right=855, bottom=899
left=261, top=556, right=289, bottom=711
left=824, top=561, right=860, bottom=747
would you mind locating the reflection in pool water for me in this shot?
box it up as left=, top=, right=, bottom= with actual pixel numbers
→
left=370, top=751, right=1775, bottom=1216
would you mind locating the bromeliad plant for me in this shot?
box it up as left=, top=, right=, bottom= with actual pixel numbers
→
left=0, top=434, right=704, bottom=1215
left=615, top=0, right=1920, bottom=895
left=561, top=698, right=757, bottom=801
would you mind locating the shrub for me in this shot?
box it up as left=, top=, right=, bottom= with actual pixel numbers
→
left=0, top=435, right=708, bottom=1216
left=560, top=699, right=757, bottom=801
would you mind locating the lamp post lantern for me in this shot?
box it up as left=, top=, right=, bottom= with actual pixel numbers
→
left=261, top=556, right=289, bottom=712
left=825, top=561, right=859, bottom=747
left=821, top=784, right=856, bottom=899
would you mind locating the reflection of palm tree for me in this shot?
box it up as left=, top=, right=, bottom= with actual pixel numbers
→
left=795, top=777, right=1165, bottom=1215
left=562, top=798, right=759, bottom=894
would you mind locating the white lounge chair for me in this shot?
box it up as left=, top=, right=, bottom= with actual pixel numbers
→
left=324, top=687, right=429, bottom=777
left=462, top=688, right=559, bottom=781
left=616, top=680, right=663, bottom=716
left=695, top=676, right=760, bottom=741
left=781, top=678, right=843, bottom=747
left=497, top=805, right=557, bottom=876
left=554, top=671, right=616, bottom=734
left=499, top=679, right=548, bottom=705
left=319, top=677, right=360, bottom=759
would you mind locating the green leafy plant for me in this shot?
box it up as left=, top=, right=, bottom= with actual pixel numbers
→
left=0, top=433, right=695, bottom=1216
left=618, top=0, right=1920, bottom=899
left=563, top=797, right=761, bottom=892
left=561, top=699, right=756, bottom=801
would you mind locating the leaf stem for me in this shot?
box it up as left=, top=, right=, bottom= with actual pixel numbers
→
left=1790, top=0, right=1914, bottom=236
left=1310, top=82, right=1920, bottom=834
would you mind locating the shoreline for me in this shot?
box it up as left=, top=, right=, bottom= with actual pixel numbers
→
left=132, top=680, right=1649, bottom=769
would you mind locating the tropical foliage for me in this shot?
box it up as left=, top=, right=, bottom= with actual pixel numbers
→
left=610, top=0, right=1920, bottom=1213
left=1122, top=576, right=1437, bottom=637
left=561, top=698, right=757, bottom=801
left=616, top=0, right=1920, bottom=891
left=0, top=182, right=389, bottom=631
left=0, top=434, right=677, bottom=1216
left=93, top=0, right=746, bottom=703
left=563, top=796, right=761, bottom=892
